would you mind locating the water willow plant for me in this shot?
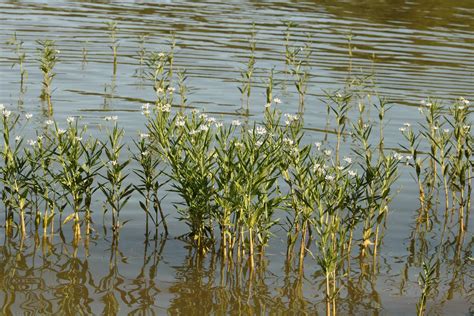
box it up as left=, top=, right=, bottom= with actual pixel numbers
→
left=401, top=97, right=472, bottom=233
left=0, top=107, right=30, bottom=237
left=290, top=36, right=312, bottom=114
left=154, top=109, right=217, bottom=251
left=146, top=51, right=175, bottom=107
left=82, top=40, right=89, bottom=65
left=101, top=120, right=133, bottom=234
left=49, top=117, right=90, bottom=242
left=105, top=21, right=119, bottom=74
left=238, top=23, right=257, bottom=115
left=37, top=39, right=58, bottom=115
left=135, top=34, right=148, bottom=79
left=6, top=33, right=28, bottom=89
left=230, top=120, right=283, bottom=269
left=132, top=132, right=168, bottom=238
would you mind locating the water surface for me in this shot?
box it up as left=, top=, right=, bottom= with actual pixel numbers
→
left=0, top=0, right=473, bottom=314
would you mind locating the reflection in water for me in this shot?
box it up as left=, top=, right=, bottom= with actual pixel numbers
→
left=0, top=224, right=470, bottom=314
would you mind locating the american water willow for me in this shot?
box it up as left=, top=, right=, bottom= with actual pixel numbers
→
left=2, top=24, right=472, bottom=316
left=1, top=93, right=471, bottom=316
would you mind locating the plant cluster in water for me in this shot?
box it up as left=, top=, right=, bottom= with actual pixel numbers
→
left=1, top=24, right=472, bottom=316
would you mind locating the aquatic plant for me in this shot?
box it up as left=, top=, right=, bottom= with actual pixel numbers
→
left=105, top=21, right=119, bottom=74
left=101, top=119, right=133, bottom=234
left=82, top=40, right=89, bottom=65
left=135, top=34, right=148, bottom=79
left=238, top=23, right=257, bottom=115
left=6, top=33, right=28, bottom=89
left=132, top=130, right=168, bottom=237
left=37, top=39, right=58, bottom=115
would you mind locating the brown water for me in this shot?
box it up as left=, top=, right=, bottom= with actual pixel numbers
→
left=0, top=0, right=473, bottom=315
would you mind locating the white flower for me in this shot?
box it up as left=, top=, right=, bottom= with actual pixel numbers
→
left=433, top=126, right=439, bottom=130
left=399, top=127, right=407, bottom=132
left=348, top=170, right=357, bottom=177
left=443, top=128, right=450, bottom=133
left=207, top=117, right=216, bottom=124
left=140, top=133, right=150, bottom=139
left=25, top=113, right=33, bottom=120
left=231, top=120, right=242, bottom=126
left=2, top=110, right=11, bottom=118
left=284, top=113, right=299, bottom=125
left=176, top=119, right=186, bottom=127
left=109, top=160, right=118, bottom=166
left=255, top=140, right=263, bottom=147
left=315, top=142, right=322, bottom=150
left=215, top=122, right=223, bottom=128
left=75, top=136, right=82, bottom=141
left=37, top=136, right=44, bottom=141
left=418, top=107, right=424, bottom=114
left=57, top=128, right=66, bottom=135
left=313, top=164, right=322, bottom=173
left=142, top=110, right=150, bottom=116
left=426, top=102, right=432, bottom=107
left=15, top=136, right=22, bottom=142
left=264, top=103, right=271, bottom=108
left=458, top=106, right=465, bottom=110
left=66, top=116, right=75, bottom=124
left=283, top=137, right=294, bottom=146
left=463, top=125, right=470, bottom=131
left=191, top=109, right=200, bottom=115
left=393, top=153, right=403, bottom=160
left=142, top=103, right=151, bottom=111
left=141, top=151, right=149, bottom=157
left=460, top=97, right=470, bottom=105
left=199, top=124, right=209, bottom=132
left=235, top=141, right=244, bottom=148
left=167, top=87, right=175, bottom=93
left=420, top=100, right=426, bottom=105
left=189, top=129, right=199, bottom=135
left=158, top=52, right=165, bottom=58
left=336, top=93, right=342, bottom=98
left=27, top=139, right=37, bottom=146
left=337, top=166, right=344, bottom=171
left=324, top=149, right=332, bottom=156
left=159, top=103, right=171, bottom=112
left=45, top=120, right=54, bottom=125
left=199, top=114, right=208, bottom=120
left=363, top=123, right=369, bottom=129
left=343, top=157, right=352, bottom=164
left=255, top=126, right=267, bottom=135
left=325, top=175, right=335, bottom=181
left=403, top=122, right=411, bottom=127
left=273, top=98, right=281, bottom=104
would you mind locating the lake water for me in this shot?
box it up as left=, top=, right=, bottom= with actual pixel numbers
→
left=0, top=0, right=473, bottom=315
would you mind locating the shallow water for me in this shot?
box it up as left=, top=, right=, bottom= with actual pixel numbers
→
left=0, top=0, right=473, bottom=315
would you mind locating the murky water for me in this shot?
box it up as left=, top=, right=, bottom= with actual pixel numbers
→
left=0, top=0, right=473, bottom=315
